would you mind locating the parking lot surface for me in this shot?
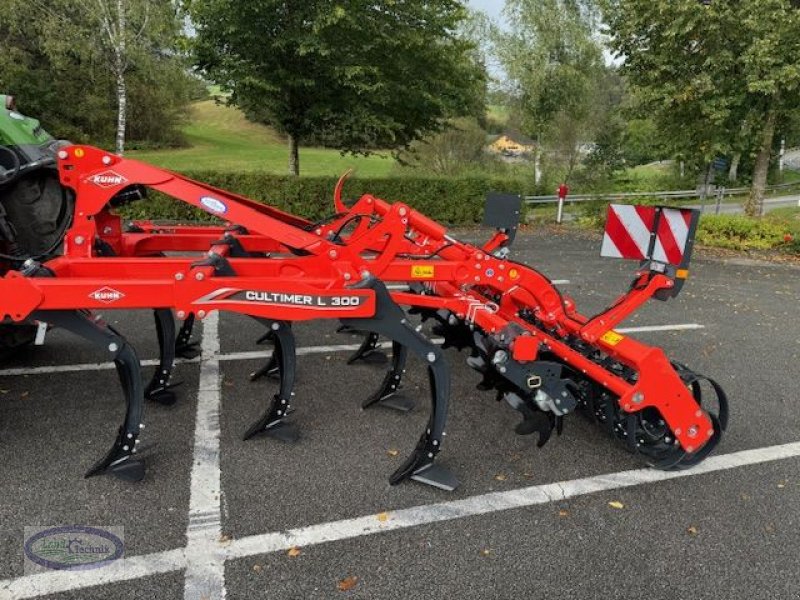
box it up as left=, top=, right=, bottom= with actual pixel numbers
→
left=1, top=228, right=799, bottom=599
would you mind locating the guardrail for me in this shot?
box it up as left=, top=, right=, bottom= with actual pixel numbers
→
left=524, top=180, right=800, bottom=223
left=524, top=180, right=800, bottom=204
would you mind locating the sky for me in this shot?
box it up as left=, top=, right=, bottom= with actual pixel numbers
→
left=467, top=0, right=507, bottom=26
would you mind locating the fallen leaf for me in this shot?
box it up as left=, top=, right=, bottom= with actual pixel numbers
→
left=287, top=547, right=301, bottom=557
left=0, top=389, right=9, bottom=394
left=387, top=449, right=399, bottom=457
left=494, top=473, right=507, bottom=482
left=252, top=564, right=263, bottom=573
left=558, top=509, right=569, bottom=517
left=480, top=548, right=491, bottom=556
left=777, top=481, right=786, bottom=489
left=376, top=512, right=390, bottom=522
left=608, top=501, right=625, bottom=510
left=523, top=472, right=534, bottom=479
left=20, top=391, right=29, bottom=398
left=325, top=355, right=332, bottom=361
left=338, top=576, right=358, bottom=592
left=687, top=526, right=698, bottom=535
left=219, top=533, right=232, bottom=545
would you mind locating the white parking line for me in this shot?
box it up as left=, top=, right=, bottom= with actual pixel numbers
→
left=183, top=312, right=226, bottom=600
left=0, top=548, right=186, bottom=599
left=386, top=281, right=570, bottom=290
left=616, top=323, right=704, bottom=334
left=4, top=441, right=800, bottom=599
left=0, top=323, right=704, bottom=377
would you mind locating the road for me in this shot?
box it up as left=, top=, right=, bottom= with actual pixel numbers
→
left=1, top=229, right=799, bottom=599
left=690, top=195, right=800, bottom=215
left=784, top=148, right=800, bottom=171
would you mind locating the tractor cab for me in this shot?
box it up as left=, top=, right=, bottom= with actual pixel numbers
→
left=0, top=95, right=61, bottom=186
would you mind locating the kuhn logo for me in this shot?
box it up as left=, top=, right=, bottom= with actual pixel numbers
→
left=89, top=171, right=127, bottom=188
left=89, top=287, right=125, bottom=304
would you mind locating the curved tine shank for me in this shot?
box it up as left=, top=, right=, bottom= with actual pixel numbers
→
left=341, top=277, right=457, bottom=491
left=243, top=319, right=299, bottom=442
left=346, top=331, right=388, bottom=365
left=145, top=309, right=179, bottom=406
left=361, top=341, right=414, bottom=412
left=175, top=312, right=200, bottom=359
left=32, top=309, right=146, bottom=482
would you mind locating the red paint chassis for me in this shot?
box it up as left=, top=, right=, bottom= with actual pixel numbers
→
left=0, top=145, right=728, bottom=487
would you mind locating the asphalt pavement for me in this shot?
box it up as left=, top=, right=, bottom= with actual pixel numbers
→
left=1, top=228, right=799, bottom=599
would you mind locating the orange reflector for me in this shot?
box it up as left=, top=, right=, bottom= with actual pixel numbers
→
left=600, top=330, right=625, bottom=346
left=676, top=269, right=689, bottom=279
left=73, top=148, right=85, bottom=158
left=509, top=268, right=519, bottom=280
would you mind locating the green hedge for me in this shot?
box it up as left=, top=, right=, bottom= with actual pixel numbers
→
left=697, top=214, right=797, bottom=251
left=118, top=171, right=531, bottom=225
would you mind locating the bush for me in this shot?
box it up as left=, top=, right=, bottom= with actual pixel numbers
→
left=118, top=172, right=532, bottom=226
left=697, top=214, right=798, bottom=251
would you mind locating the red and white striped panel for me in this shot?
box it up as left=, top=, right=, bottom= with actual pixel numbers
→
left=601, top=204, right=693, bottom=265
left=652, top=207, right=693, bottom=265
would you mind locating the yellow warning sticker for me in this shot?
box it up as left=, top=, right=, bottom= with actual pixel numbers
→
left=411, top=265, right=435, bottom=279
left=509, top=268, right=520, bottom=280
left=600, top=330, right=625, bottom=346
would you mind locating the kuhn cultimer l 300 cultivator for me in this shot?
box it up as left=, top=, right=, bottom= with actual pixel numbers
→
left=0, top=101, right=728, bottom=490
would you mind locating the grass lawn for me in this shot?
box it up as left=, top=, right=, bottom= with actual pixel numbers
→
left=129, top=100, right=396, bottom=176
left=780, top=169, right=800, bottom=183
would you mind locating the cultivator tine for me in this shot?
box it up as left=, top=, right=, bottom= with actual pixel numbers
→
left=249, top=352, right=279, bottom=382
left=362, top=341, right=414, bottom=412
left=243, top=319, right=298, bottom=443
left=249, top=327, right=282, bottom=382
left=144, top=309, right=179, bottom=406
left=342, top=277, right=457, bottom=491
left=31, top=310, right=145, bottom=482
left=346, top=331, right=388, bottom=365
left=175, top=312, right=200, bottom=359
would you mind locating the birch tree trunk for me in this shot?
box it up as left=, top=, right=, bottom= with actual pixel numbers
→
left=114, top=0, right=127, bottom=155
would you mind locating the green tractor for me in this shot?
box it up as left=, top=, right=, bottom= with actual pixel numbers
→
left=0, top=95, right=73, bottom=356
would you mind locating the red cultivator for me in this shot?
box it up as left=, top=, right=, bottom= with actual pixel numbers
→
left=0, top=142, right=729, bottom=490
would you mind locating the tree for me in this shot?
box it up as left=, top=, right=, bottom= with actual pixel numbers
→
left=0, top=0, right=195, bottom=149
left=496, top=0, right=605, bottom=185
left=188, top=0, right=485, bottom=175
left=603, top=0, right=800, bottom=215
left=25, top=0, right=184, bottom=154
left=397, top=117, right=488, bottom=175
